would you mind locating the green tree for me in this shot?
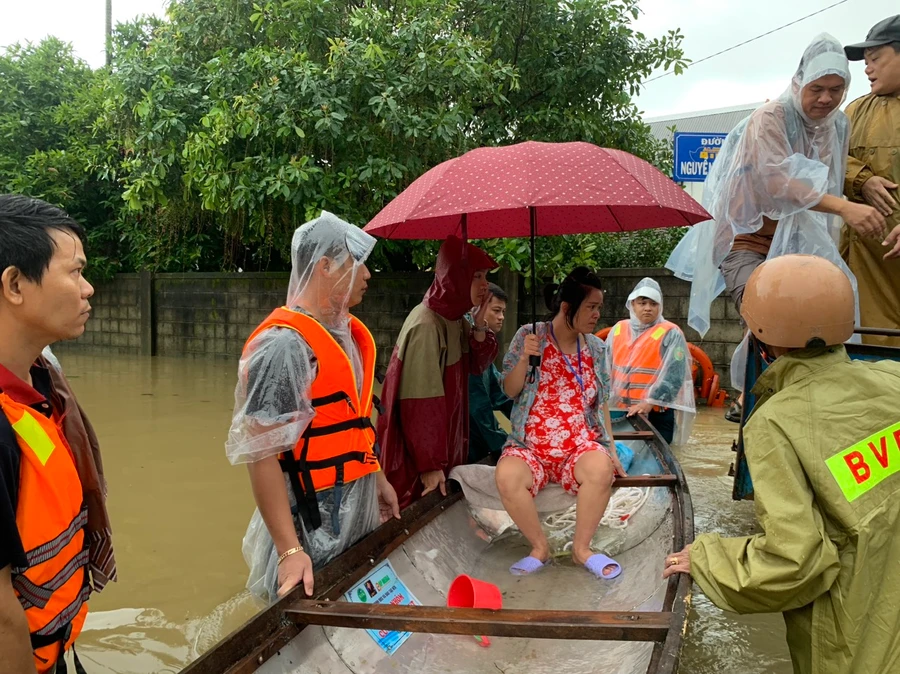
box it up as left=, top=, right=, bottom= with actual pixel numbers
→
left=101, top=0, right=686, bottom=276
left=0, top=38, right=123, bottom=278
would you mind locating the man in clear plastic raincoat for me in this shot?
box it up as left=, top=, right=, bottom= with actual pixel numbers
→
left=666, top=34, right=886, bottom=418
left=226, top=212, right=400, bottom=603
left=604, top=278, right=694, bottom=445
left=664, top=255, right=900, bottom=674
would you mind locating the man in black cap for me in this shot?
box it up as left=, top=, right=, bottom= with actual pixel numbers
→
left=842, top=15, right=900, bottom=346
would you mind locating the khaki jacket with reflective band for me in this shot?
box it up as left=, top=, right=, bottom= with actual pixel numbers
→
left=690, top=346, right=900, bottom=674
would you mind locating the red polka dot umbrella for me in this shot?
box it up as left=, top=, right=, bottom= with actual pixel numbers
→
left=365, top=140, right=709, bottom=240
left=364, top=140, right=710, bottom=327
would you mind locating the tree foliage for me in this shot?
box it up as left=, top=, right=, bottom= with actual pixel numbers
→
left=1, top=0, right=689, bottom=280
left=0, top=39, right=123, bottom=277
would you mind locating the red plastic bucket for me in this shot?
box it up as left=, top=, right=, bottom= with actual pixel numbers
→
left=447, top=574, right=502, bottom=647
left=447, top=574, right=502, bottom=610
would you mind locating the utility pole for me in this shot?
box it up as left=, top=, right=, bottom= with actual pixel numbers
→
left=105, top=0, right=112, bottom=67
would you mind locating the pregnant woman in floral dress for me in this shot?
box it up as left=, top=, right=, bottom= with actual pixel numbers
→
left=496, top=267, right=626, bottom=579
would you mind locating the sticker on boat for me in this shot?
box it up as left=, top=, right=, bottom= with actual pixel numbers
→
left=344, top=559, right=421, bottom=655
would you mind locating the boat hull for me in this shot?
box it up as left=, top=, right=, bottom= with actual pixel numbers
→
left=182, top=417, right=692, bottom=674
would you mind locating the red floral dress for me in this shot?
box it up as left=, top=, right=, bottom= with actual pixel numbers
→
left=501, top=338, right=609, bottom=496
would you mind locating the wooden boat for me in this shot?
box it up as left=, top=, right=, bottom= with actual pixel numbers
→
left=732, top=328, right=900, bottom=500
left=183, top=415, right=693, bottom=674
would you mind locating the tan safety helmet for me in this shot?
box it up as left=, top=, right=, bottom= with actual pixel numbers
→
left=741, top=254, right=855, bottom=348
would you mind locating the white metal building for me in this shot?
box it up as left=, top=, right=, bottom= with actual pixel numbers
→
left=645, top=102, right=763, bottom=204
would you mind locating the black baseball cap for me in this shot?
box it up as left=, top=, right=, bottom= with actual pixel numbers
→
left=845, top=15, right=900, bottom=61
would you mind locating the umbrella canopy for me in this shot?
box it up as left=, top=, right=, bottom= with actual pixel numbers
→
left=364, top=141, right=710, bottom=240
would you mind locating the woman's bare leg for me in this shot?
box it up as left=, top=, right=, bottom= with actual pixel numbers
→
left=570, top=450, right=614, bottom=566
left=496, top=456, right=549, bottom=562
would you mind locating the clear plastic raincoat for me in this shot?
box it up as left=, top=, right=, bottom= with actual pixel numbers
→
left=605, top=278, right=695, bottom=444
left=225, top=211, right=381, bottom=603
left=666, top=34, right=858, bottom=338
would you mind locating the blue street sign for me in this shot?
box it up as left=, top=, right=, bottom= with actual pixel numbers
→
left=673, top=132, right=728, bottom=183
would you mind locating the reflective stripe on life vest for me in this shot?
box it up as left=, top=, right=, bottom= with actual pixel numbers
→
left=609, top=320, right=678, bottom=410
left=0, top=392, right=89, bottom=673
left=243, top=308, right=380, bottom=530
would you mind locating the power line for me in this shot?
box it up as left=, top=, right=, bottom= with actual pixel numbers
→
left=644, top=0, right=852, bottom=84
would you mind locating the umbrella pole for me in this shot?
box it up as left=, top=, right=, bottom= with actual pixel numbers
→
left=529, top=207, right=540, bottom=373
left=461, top=213, right=468, bottom=242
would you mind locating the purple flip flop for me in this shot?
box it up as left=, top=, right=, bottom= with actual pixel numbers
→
left=584, top=553, right=622, bottom=579
left=509, top=555, right=548, bottom=576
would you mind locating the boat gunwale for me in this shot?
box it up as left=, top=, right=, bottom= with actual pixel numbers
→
left=181, top=416, right=694, bottom=674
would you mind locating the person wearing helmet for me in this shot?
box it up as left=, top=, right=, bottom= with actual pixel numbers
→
left=663, top=254, right=900, bottom=674
left=665, top=34, right=887, bottom=422
left=605, top=278, right=695, bottom=445
left=226, top=212, right=400, bottom=604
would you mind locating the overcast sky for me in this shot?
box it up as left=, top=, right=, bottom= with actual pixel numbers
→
left=2, top=0, right=896, bottom=119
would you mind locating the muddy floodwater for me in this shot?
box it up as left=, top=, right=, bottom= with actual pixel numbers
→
left=52, top=351, right=791, bottom=673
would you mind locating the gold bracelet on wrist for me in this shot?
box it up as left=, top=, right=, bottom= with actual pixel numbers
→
left=277, top=545, right=304, bottom=566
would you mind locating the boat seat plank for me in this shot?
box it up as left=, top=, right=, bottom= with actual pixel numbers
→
left=613, top=431, right=656, bottom=440
left=614, top=475, right=677, bottom=487
left=285, top=600, right=672, bottom=642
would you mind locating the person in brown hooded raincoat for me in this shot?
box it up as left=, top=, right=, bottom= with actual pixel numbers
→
left=378, top=237, right=498, bottom=509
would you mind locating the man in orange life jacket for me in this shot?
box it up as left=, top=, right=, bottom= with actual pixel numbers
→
left=0, top=196, right=98, bottom=673
left=605, top=278, right=695, bottom=444
left=226, top=212, right=400, bottom=603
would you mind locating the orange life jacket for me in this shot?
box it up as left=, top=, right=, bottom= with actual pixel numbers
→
left=0, top=393, right=89, bottom=673
left=609, top=320, right=678, bottom=412
left=243, top=308, right=380, bottom=530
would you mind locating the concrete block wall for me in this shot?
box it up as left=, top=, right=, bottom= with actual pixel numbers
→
left=62, top=271, right=434, bottom=370
left=72, top=274, right=143, bottom=352
left=351, top=273, right=434, bottom=370
left=153, top=273, right=286, bottom=358
left=60, top=268, right=742, bottom=387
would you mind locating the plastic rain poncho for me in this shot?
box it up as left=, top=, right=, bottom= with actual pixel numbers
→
left=605, top=278, right=695, bottom=444
left=666, top=34, right=859, bottom=338
left=224, top=211, right=381, bottom=603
